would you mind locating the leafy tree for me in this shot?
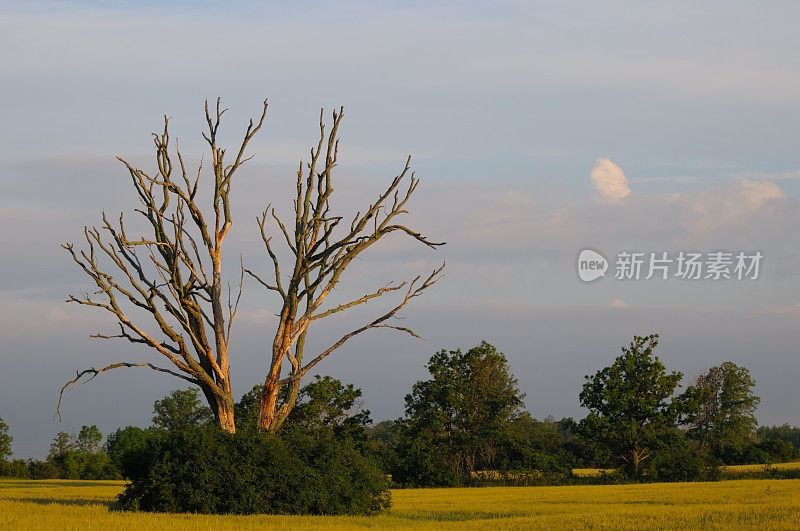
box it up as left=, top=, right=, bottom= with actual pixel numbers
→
left=234, top=384, right=263, bottom=426
left=106, top=426, right=150, bottom=479
left=77, top=425, right=103, bottom=454
left=28, top=460, right=60, bottom=479
left=49, top=431, right=76, bottom=458
left=285, top=375, right=371, bottom=432
left=235, top=376, right=370, bottom=436
left=366, top=420, right=403, bottom=473
left=645, top=430, right=718, bottom=482
left=506, top=414, right=563, bottom=455
left=579, top=334, right=698, bottom=479
left=47, top=427, right=119, bottom=480
left=152, top=388, right=212, bottom=430
left=395, top=341, right=525, bottom=485
left=688, top=362, right=760, bottom=458
left=1, top=459, right=30, bottom=479
left=48, top=431, right=83, bottom=479
left=756, top=438, right=798, bottom=463
left=501, top=413, right=571, bottom=474
left=756, top=424, right=800, bottom=449
left=0, top=416, right=11, bottom=463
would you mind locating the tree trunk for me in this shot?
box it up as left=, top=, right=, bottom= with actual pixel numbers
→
left=215, top=396, right=236, bottom=433
left=258, top=377, right=280, bottom=430
left=271, top=330, right=307, bottom=431
left=257, top=312, right=296, bottom=431
left=201, top=385, right=236, bottom=433
left=628, top=443, right=650, bottom=479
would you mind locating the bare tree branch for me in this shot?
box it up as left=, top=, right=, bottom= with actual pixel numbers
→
left=248, top=105, right=445, bottom=431
left=56, top=362, right=200, bottom=422
left=59, top=99, right=269, bottom=433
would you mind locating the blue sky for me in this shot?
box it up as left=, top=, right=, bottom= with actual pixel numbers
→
left=2, top=1, right=800, bottom=458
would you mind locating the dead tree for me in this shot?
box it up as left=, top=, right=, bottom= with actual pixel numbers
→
left=58, top=99, right=268, bottom=433
left=245, top=108, right=444, bottom=431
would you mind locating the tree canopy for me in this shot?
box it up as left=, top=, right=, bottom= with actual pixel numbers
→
left=579, top=334, right=698, bottom=478
left=152, top=388, right=213, bottom=430
left=689, top=361, right=760, bottom=457
left=396, top=341, right=525, bottom=485
left=0, top=416, right=11, bottom=462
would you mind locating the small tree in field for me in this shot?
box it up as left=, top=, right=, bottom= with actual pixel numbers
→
left=245, top=108, right=444, bottom=431
left=688, top=362, right=760, bottom=457
left=579, top=334, right=698, bottom=479
left=58, top=99, right=268, bottom=432
left=0, top=416, right=12, bottom=463
left=76, top=425, right=103, bottom=454
left=395, top=341, right=525, bottom=485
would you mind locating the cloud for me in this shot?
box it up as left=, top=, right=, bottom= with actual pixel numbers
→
left=684, top=179, right=785, bottom=232
left=237, top=308, right=277, bottom=324
left=46, top=307, right=69, bottom=322
left=590, top=158, right=631, bottom=201
left=761, top=302, right=800, bottom=316
left=609, top=299, right=631, bottom=309
left=725, top=169, right=800, bottom=181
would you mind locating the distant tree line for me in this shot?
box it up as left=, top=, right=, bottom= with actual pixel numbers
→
left=2, top=334, right=799, bottom=496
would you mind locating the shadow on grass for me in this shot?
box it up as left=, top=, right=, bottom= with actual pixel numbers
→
left=0, top=481, right=123, bottom=489
left=396, top=511, right=529, bottom=522
left=8, top=496, right=113, bottom=508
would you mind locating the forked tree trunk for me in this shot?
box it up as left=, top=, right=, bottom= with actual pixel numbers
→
left=201, top=386, right=236, bottom=433
left=628, top=443, right=650, bottom=479
left=257, top=329, right=308, bottom=431
left=258, top=342, right=287, bottom=431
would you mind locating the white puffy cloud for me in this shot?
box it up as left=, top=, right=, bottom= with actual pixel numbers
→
left=591, top=158, right=631, bottom=201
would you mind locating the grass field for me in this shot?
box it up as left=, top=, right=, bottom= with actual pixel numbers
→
left=2, top=477, right=800, bottom=529
left=572, top=461, right=800, bottom=479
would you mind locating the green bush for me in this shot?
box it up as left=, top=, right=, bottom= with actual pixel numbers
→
left=114, top=425, right=391, bottom=515
left=0, top=459, right=29, bottom=478
left=27, top=459, right=60, bottom=479
left=646, top=438, right=719, bottom=482
left=392, top=431, right=462, bottom=487
left=106, top=426, right=152, bottom=479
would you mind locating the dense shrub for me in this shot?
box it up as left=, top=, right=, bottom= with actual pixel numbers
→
left=758, top=438, right=799, bottom=463
left=645, top=438, right=719, bottom=482
left=106, top=426, right=152, bottom=479
left=392, top=430, right=462, bottom=487
left=756, top=425, right=800, bottom=449
left=114, top=425, right=391, bottom=515
left=27, top=459, right=60, bottom=479
left=718, top=437, right=800, bottom=465
left=0, top=459, right=30, bottom=478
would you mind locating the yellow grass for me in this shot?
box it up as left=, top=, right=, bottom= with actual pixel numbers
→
left=2, top=478, right=800, bottom=529
left=572, top=461, right=800, bottom=478
left=722, top=462, right=800, bottom=473
left=571, top=467, right=612, bottom=477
